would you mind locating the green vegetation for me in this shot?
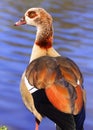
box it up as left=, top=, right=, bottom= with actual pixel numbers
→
left=0, top=126, right=8, bottom=130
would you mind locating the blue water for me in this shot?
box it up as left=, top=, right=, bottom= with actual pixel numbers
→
left=0, top=0, right=93, bottom=129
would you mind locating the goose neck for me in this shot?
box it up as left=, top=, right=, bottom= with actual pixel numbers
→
left=35, top=25, right=53, bottom=49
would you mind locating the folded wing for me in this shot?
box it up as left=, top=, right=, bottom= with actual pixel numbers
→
left=25, top=56, right=85, bottom=115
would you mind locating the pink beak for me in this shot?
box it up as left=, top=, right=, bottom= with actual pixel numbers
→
left=14, top=17, right=26, bottom=26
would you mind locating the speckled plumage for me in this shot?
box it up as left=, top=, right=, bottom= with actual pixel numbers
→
left=15, top=7, right=86, bottom=130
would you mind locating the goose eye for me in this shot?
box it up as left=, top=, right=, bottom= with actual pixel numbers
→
left=28, top=11, right=37, bottom=18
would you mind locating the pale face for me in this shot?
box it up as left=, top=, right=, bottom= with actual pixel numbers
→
left=14, top=8, right=52, bottom=27
left=24, top=8, right=41, bottom=26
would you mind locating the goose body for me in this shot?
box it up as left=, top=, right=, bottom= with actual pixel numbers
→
left=15, top=8, right=86, bottom=130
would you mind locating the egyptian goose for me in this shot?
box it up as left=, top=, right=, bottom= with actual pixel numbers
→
left=14, top=8, right=86, bottom=130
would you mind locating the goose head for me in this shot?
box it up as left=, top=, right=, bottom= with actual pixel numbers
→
left=14, top=7, right=56, bottom=59
left=14, top=8, right=53, bottom=28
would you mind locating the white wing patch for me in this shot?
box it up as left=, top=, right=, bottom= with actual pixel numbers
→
left=24, top=76, right=38, bottom=93
left=77, top=79, right=80, bottom=85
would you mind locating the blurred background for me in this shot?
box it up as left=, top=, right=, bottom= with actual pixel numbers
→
left=0, top=0, right=93, bottom=129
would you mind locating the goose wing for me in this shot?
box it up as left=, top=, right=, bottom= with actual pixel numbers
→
left=25, top=56, right=85, bottom=115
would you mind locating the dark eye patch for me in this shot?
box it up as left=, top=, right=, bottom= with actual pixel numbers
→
left=28, top=11, right=37, bottom=18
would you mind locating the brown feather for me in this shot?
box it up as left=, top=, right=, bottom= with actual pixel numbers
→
left=25, top=56, right=84, bottom=114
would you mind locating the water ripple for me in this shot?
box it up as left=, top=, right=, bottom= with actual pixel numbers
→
left=0, top=0, right=93, bottom=130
